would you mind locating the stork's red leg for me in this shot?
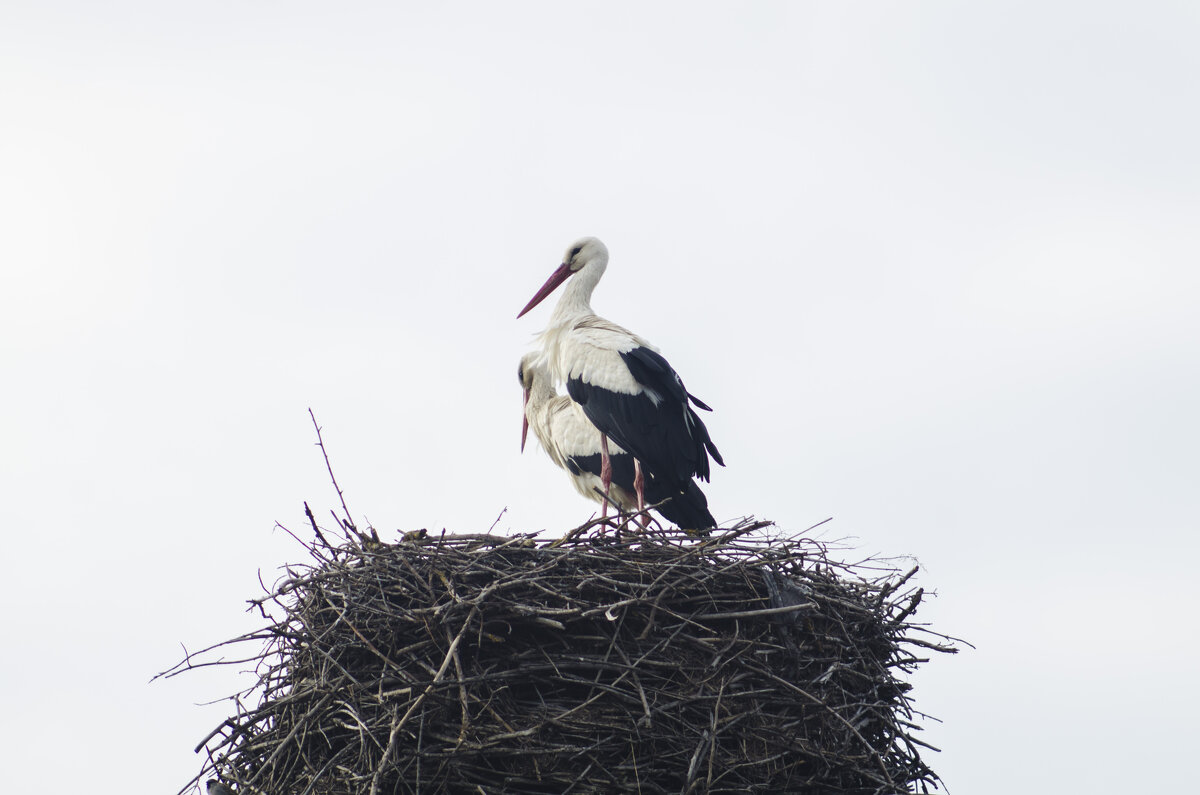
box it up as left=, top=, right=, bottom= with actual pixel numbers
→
left=600, top=435, right=613, bottom=519
left=633, top=458, right=646, bottom=512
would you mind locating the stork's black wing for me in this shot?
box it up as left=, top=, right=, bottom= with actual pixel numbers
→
left=567, top=345, right=723, bottom=487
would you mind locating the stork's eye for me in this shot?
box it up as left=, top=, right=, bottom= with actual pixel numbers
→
left=568, top=245, right=583, bottom=261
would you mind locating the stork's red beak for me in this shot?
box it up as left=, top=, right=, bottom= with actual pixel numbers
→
left=517, top=262, right=573, bottom=318
left=521, top=388, right=530, bottom=452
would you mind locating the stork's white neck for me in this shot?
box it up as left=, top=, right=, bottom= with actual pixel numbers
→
left=524, top=368, right=567, bottom=468
left=548, top=260, right=606, bottom=328
left=525, top=371, right=557, bottom=410
left=536, top=257, right=610, bottom=385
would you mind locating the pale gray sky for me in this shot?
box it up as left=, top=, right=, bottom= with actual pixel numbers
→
left=2, top=2, right=1197, bottom=793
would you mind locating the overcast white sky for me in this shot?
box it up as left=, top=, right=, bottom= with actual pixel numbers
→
left=2, top=2, right=1197, bottom=793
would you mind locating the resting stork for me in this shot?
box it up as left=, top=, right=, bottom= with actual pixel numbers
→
left=519, top=353, right=716, bottom=531
left=517, top=236, right=723, bottom=512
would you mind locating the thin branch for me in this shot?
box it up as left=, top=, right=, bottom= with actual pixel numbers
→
left=307, top=408, right=355, bottom=533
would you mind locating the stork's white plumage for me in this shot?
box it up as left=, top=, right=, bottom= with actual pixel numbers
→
left=517, top=237, right=723, bottom=511
left=519, top=353, right=716, bottom=531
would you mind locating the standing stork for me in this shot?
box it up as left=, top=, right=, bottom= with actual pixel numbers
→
left=517, top=237, right=723, bottom=512
left=519, top=353, right=716, bottom=531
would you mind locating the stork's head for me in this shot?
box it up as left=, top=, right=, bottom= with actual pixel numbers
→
left=516, top=236, right=609, bottom=318
left=562, top=236, right=608, bottom=272
left=518, top=352, right=553, bottom=452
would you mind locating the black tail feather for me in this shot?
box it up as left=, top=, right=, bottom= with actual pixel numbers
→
left=647, top=477, right=716, bottom=532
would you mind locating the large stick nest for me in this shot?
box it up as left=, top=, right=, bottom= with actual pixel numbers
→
left=168, top=516, right=956, bottom=794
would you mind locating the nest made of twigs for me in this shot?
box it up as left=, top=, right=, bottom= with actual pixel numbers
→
left=167, top=516, right=956, bottom=794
